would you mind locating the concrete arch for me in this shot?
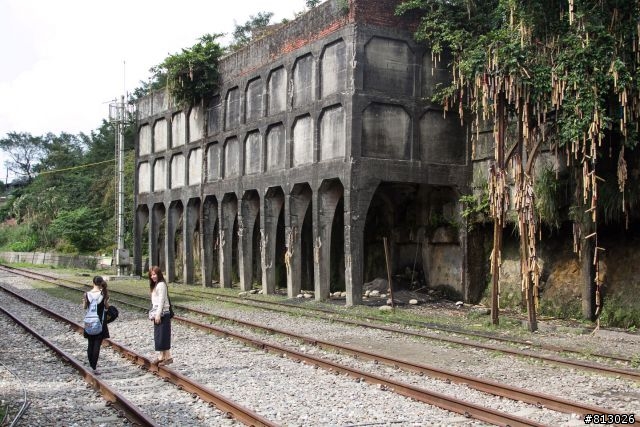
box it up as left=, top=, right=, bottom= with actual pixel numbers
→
left=219, top=193, right=239, bottom=288
left=287, top=183, right=313, bottom=297
left=244, top=131, right=262, bottom=175
left=188, top=104, right=204, bottom=142
left=362, top=183, right=465, bottom=300
left=262, top=187, right=285, bottom=294
left=150, top=203, right=166, bottom=271
left=319, top=104, right=345, bottom=161
left=170, top=153, right=185, bottom=188
left=361, top=103, right=411, bottom=160
left=138, top=124, right=151, bottom=156
left=267, top=66, right=287, bottom=116
left=153, top=118, right=168, bottom=152
left=245, top=77, right=264, bottom=123
left=166, top=200, right=184, bottom=282
left=363, top=36, right=415, bottom=97
left=363, top=184, right=395, bottom=284
left=320, top=38, right=347, bottom=98
left=419, top=109, right=466, bottom=164
left=171, top=111, right=186, bottom=148
left=188, top=148, right=202, bottom=186
left=292, top=114, right=314, bottom=166
left=224, top=137, right=240, bottom=178
left=201, top=195, right=219, bottom=287
left=423, top=186, right=464, bottom=299
left=225, top=87, right=240, bottom=130
left=206, top=142, right=221, bottom=182
left=134, top=205, right=150, bottom=275
left=153, top=158, right=166, bottom=191
left=207, top=95, right=222, bottom=135
left=314, top=179, right=344, bottom=301
left=293, top=53, right=314, bottom=108
left=266, top=123, right=286, bottom=171
left=184, top=198, right=200, bottom=284
left=239, top=190, right=261, bottom=291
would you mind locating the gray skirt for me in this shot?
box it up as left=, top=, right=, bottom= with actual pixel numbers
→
left=153, top=314, right=171, bottom=351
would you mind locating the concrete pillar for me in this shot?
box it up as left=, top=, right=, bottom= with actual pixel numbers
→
left=239, top=193, right=260, bottom=291
left=150, top=204, right=164, bottom=269
left=183, top=199, right=199, bottom=284
left=261, top=189, right=284, bottom=294
left=165, top=203, right=181, bottom=282
left=201, top=198, right=218, bottom=287
left=219, top=195, right=237, bottom=288
left=343, top=185, right=376, bottom=306
left=313, top=198, right=332, bottom=301
left=313, top=181, right=343, bottom=301
left=286, top=188, right=311, bottom=298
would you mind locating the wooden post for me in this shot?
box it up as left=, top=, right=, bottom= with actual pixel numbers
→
left=383, top=237, right=394, bottom=309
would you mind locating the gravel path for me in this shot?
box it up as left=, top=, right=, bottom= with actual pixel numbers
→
left=1, top=273, right=638, bottom=426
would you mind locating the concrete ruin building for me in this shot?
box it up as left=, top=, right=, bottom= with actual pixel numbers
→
left=133, top=0, right=483, bottom=305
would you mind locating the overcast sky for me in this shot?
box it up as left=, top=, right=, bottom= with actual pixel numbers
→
left=0, top=0, right=308, bottom=180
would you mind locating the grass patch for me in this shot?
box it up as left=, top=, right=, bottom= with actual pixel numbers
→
left=28, top=279, right=84, bottom=304
left=599, top=293, right=640, bottom=329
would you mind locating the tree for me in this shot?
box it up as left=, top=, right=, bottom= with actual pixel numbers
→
left=49, top=207, right=106, bottom=252
left=229, top=12, right=275, bottom=51
left=0, top=132, right=46, bottom=182
left=397, top=0, right=640, bottom=330
left=149, top=33, right=226, bottom=106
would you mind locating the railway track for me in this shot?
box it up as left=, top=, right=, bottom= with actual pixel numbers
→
left=2, top=264, right=636, bottom=379
left=182, top=289, right=640, bottom=369
left=1, top=264, right=637, bottom=425
left=0, top=285, right=273, bottom=426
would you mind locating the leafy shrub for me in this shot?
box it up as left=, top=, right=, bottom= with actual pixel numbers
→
left=49, top=207, right=105, bottom=253
left=539, top=297, right=582, bottom=320
left=0, top=223, right=40, bottom=251
left=10, top=235, right=38, bottom=252
left=151, top=34, right=225, bottom=105
left=599, top=293, right=640, bottom=329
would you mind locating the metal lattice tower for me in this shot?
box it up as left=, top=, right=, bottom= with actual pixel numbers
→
left=109, top=95, right=131, bottom=276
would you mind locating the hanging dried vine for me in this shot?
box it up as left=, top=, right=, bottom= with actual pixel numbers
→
left=398, top=0, right=640, bottom=329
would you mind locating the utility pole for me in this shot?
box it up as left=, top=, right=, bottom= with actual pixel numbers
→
left=109, top=95, right=130, bottom=276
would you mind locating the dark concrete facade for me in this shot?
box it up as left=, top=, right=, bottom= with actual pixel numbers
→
left=134, top=0, right=478, bottom=305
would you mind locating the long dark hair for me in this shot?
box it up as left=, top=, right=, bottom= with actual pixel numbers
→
left=87, top=275, right=109, bottom=307
left=149, top=265, right=165, bottom=291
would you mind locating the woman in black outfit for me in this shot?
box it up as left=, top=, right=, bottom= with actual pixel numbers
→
left=83, top=276, right=110, bottom=374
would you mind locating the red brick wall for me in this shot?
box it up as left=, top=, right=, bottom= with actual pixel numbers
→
left=219, top=0, right=420, bottom=80
left=351, top=0, right=419, bottom=32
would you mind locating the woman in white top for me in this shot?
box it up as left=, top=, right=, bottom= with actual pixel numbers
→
left=83, top=276, right=109, bottom=374
left=149, top=265, right=173, bottom=365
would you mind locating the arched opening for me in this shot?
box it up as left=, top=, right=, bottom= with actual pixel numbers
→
left=169, top=200, right=184, bottom=283
left=330, top=197, right=345, bottom=293
left=317, top=179, right=344, bottom=300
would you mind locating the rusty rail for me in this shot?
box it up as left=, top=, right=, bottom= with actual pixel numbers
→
left=0, top=284, right=276, bottom=427
left=0, top=304, right=158, bottom=427
left=2, top=264, right=636, bottom=425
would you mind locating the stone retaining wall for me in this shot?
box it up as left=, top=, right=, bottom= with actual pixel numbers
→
left=0, top=252, right=112, bottom=270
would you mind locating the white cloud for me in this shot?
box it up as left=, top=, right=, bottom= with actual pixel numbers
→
left=0, top=0, right=305, bottom=139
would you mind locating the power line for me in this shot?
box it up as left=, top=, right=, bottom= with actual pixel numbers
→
left=37, top=158, right=117, bottom=176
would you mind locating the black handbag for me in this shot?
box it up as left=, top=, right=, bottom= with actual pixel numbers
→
left=105, top=305, right=119, bottom=323
left=167, top=292, right=175, bottom=318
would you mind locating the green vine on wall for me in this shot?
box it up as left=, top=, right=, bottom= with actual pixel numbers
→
left=460, top=187, right=489, bottom=230
left=150, top=33, right=226, bottom=106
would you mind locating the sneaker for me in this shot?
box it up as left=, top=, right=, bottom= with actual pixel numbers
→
left=158, top=358, right=173, bottom=366
left=93, top=369, right=101, bottom=375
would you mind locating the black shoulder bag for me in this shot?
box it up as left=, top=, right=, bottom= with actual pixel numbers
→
left=167, top=289, right=175, bottom=318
